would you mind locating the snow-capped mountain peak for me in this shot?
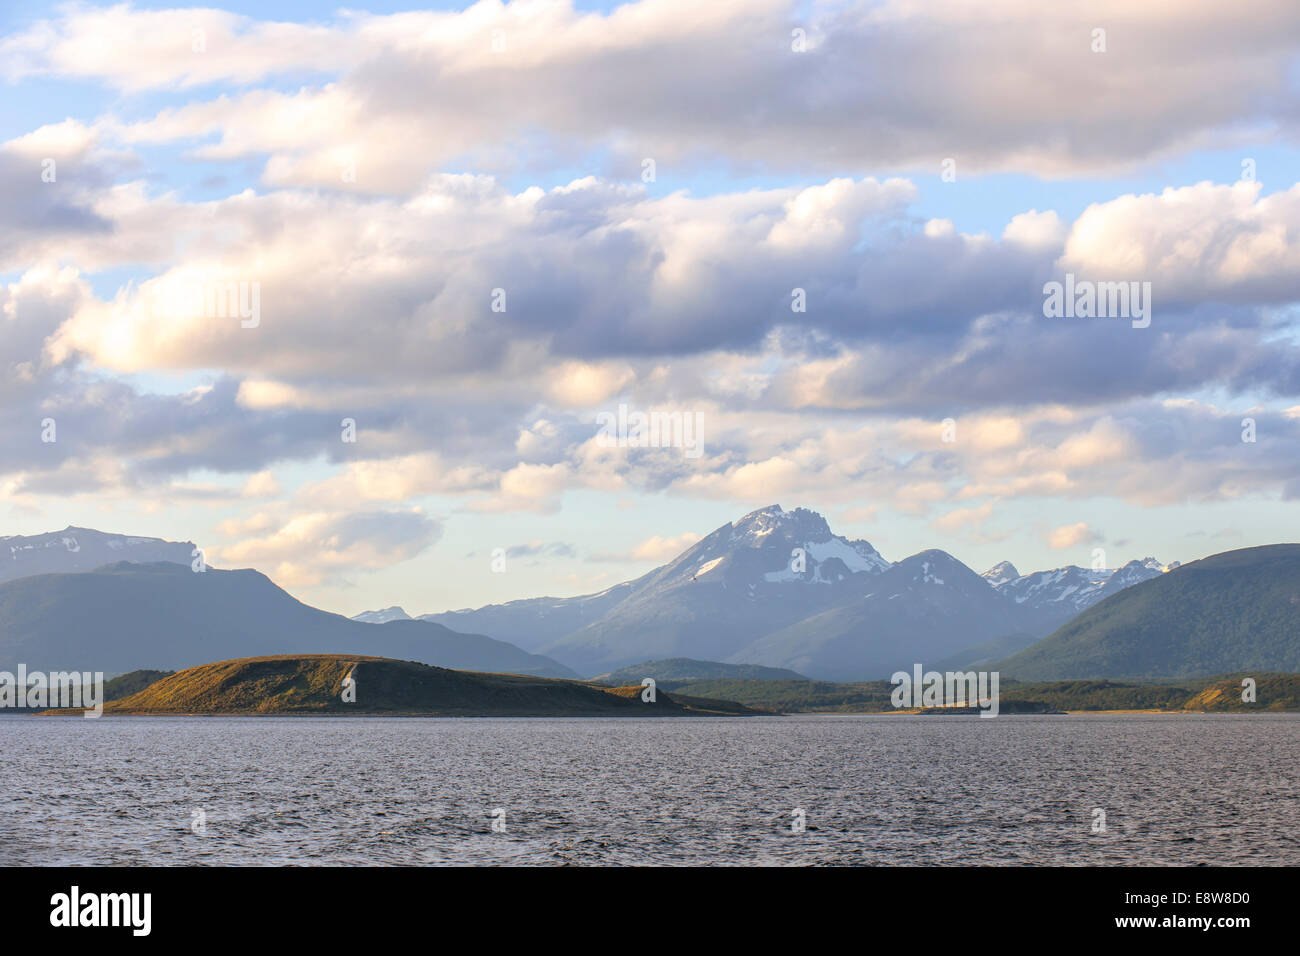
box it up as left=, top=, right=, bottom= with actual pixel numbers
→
left=351, top=606, right=412, bottom=624
left=986, top=555, right=1173, bottom=624
left=686, top=504, right=891, bottom=585
left=981, top=560, right=1020, bottom=586
left=728, top=505, right=829, bottom=545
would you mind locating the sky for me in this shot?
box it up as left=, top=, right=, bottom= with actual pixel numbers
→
left=1, top=0, right=1299, bottom=617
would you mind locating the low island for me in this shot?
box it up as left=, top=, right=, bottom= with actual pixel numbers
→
left=61, top=654, right=767, bottom=717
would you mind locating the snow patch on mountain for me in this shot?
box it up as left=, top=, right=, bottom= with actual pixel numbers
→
left=695, top=557, right=725, bottom=577
left=806, top=536, right=890, bottom=574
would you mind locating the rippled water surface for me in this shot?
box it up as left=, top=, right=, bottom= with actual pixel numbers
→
left=4, top=714, right=1297, bottom=865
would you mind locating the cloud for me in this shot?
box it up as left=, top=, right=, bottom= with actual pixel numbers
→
left=210, top=509, right=441, bottom=587
left=11, top=1, right=1299, bottom=183
left=503, top=540, right=577, bottom=560
left=933, top=501, right=995, bottom=535
left=1061, top=181, right=1300, bottom=305
left=5, top=2, right=1300, bottom=553
left=596, top=532, right=702, bottom=563
left=1048, top=521, right=1101, bottom=550
left=240, top=470, right=282, bottom=499
left=29, top=171, right=1300, bottom=441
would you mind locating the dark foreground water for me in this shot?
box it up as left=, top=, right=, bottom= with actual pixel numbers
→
left=3, top=714, right=1297, bottom=865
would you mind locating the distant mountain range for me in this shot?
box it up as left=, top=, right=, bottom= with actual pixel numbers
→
left=359, top=505, right=1181, bottom=678
left=984, top=556, right=1176, bottom=632
left=0, top=562, right=574, bottom=678
left=6, top=511, right=1295, bottom=684
left=997, top=545, right=1300, bottom=679
left=0, top=527, right=195, bottom=585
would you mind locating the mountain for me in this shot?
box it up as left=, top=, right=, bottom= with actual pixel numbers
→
left=90, top=655, right=761, bottom=716
left=983, top=556, right=1177, bottom=632
left=419, top=581, right=637, bottom=651
left=419, top=505, right=890, bottom=659
left=400, top=505, right=1180, bottom=679
left=591, top=658, right=809, bottom=686
left=0, top=527, right=195, bottom=585
left=535, top=505, right=892, bottom=674
left=995, top=545, right=1300, bottom=679
left=0, top=562, right=575, bottom=678
left=351, top=606, right=412, bottom=624
left=728, top=549, right=1033, bottom=680
left=981, top=560, right=1019, bottom=586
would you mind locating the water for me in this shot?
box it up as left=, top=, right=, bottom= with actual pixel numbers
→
left=3, top=714, right=1297, bottom=865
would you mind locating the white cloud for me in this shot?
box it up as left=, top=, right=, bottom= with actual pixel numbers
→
left=8, top=0, right=1297, bottom=185
left=211, top=509, right=441, bottom=587
left=1048, top=521, right=1100, bottom=550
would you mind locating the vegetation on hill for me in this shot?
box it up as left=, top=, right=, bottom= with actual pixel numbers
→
left=668, top=674, right=1300, bottom=713
left=1182, top=675, right=1300, bottom=711
left=83, top=655, right=764, bottom=716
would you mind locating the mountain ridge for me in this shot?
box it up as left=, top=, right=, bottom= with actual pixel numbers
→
left=1, top=527, right=196, bottom=585
left=995, top=545, right=1300, bottom=679
left=0, top=561, right=575, bottom=679
left=390, top=505, right=1179, bottom=677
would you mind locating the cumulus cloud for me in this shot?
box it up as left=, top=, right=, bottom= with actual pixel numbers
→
left=9, top=1, right=1299, bottom=182
left=27, top=171, right=1300, bottom=438
left=210, top=509, right=442, bottom=587
left=1048, top=522, right=1101, bottom=550
left=4, top=1, right=1300, bottom=586
left=600, top=532, right=703, bottom=563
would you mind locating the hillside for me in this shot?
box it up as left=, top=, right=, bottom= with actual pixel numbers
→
left=1182, top=674, right=1300, bottom=712
left=0, top=562, right=575, bottom=678
left=996, top=545, right=1300, bottom=679
left=90, top=655, right=763, bottom=716
left=932, top=632, right=1041, bottom=671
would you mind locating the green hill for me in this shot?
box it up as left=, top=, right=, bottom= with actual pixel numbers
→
left=995, top=545, right=1300, bottom=680
left=85, top=655, right=763, bottom=717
